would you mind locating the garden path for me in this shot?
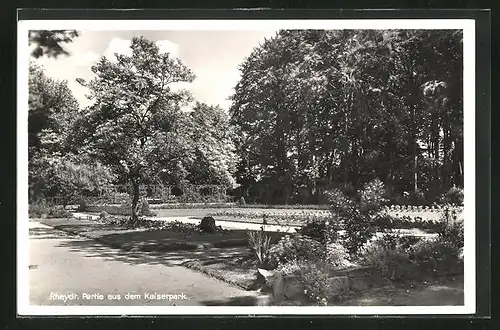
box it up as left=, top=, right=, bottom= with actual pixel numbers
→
left=28, top=221, right=268, bottom=307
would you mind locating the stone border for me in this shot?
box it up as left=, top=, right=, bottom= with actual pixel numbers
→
left=266, top=262, right=464, bottom=305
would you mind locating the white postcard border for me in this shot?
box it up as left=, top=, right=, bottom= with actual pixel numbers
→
left=17, top=18, right=476, bottom=316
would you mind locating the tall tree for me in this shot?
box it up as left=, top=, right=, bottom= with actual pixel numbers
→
left=28, top=62, right=80, bottom=155
left=28, top=62, right=80, bottom=202
left=29, top=30, right=79, bottom=59
left=77, top=36, right=195, bottom=223
left=28, top=63, right=115, bottom=204
left=143, top=102, right=239, bottom=189
left=183, top=102, right=239, bottom=187
left=230, top=29, right=463, bottom=205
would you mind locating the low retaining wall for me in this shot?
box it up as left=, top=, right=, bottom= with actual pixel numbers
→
left=267, top=261, right=464, bottom=305
left=263, top=266, right=383, bottom=304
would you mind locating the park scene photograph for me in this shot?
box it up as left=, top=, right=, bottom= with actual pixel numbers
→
left=19, top=21, right=474, bottom=314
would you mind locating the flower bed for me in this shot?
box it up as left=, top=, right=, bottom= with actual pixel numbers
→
left=237, top=204, right=331, bottom=210
left=149, top=202, right=238, bottom=210
left=170, top=181, right=464, bottom=305
left=207, top=210, right=331, bottom=227
left=208, top=208, right=463, bottom=232
left=187, top=201, right=464, bottom=305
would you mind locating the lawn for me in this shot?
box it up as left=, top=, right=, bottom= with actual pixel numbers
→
left=39, top=217, right=285, bottom=252
left=94, top=228, right=283, bottom=251
left=183, top=254, right=260, bottom=290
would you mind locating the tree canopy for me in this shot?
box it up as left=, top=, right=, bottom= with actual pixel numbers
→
left=230, top=29, right=463, bottom=204
left=28, top=62, right=114, bottom=204
left=28, top=31, right=464, bottom=210
left=29, top=30, right=79, bottom=59
left=29, top=36, right=241, bottom=215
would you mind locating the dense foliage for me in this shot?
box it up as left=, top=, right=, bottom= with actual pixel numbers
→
left=29, top=30, right=79, bottom=59
left=28, top=63, right=114, bottom=204
left=32, top=37, right=238, bottom=221
left=326, top=178, right=389, bottom=257
left=230, top=30, right=463, bottom=205
left=29, top=201, right=72, bottom=219
left=359, top=213, right=464, bottom=280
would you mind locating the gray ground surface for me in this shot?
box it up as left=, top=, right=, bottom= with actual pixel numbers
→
left=28, top=221, right=267, bottom=306
left=153, top=207, right=326, bottom=218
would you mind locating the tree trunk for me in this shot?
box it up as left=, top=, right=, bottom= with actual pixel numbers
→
left=284, top=186, right=291, bottom=205
left=453, top=138, right=464, bottom=187
left=433, top=118, right=440, bottom=183
left=130, top=177, right=141, bottom=224
left=343, top=111, right=349, bottom=186
left=413, top=153, right=418, bottom=193
left=410, top=99, right=419, bottom=194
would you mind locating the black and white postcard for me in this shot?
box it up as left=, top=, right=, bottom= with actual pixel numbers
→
left=17, top=17, right=477, bottom=316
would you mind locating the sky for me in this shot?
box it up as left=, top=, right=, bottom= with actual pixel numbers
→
left=32, top=30, right=278, bottom=110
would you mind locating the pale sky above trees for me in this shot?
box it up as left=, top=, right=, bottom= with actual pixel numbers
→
left=31, top=30, right=278, bottom=110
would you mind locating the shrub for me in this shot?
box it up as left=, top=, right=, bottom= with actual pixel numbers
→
left=157, top=220, right=199, bottom=232
left=112, top=192, right=132, bottom=204
left=119, top=198, right=132, bottom=209
left=409, top=238, right=459, bottom=264
left=136, top=219, right=193, bottom=231
left=29, top=201, right=72, bottom=219
left=326, top=184, right=379, bottom=257
left=360, top=224, right=464, bottom=282
left=46, top=206, right=71, bottom=218
left=139, top=198, right=156, bottom=216
left=298, top=261, right=331, bottom=306
left=104, top=217, right=201, bottom=231
left=268, top=234, right=326, bottom=266
left=239, top=196, right=246, bottom=205
left=102, top=215, right=130, bottom=227
left=360, top=178, right=389, bottom=211
left=297, top=220, right=327, bottom=242
left=325, top=242, right=351, bottom=269
left=297, top=217, right=340, bottom=244
left=270, top=237, right=350, bottom=305
left=76, top=198, right=88, bottom=212
left=247, top=227, right=273, bottom=268
left=408, top=233, right=463, bottom=277
left=371, top=213, right=398, bottom=230
left=99, top=211, right=109, bottom=220
left=29, top=201, right=49, bottom=218
left=276, top=258, right=302, bottom=275
left=440, top=187, right=464, bottom=205
left=275, top=259, right=331, bottom=306
left=358, top=233, right=415, bottom=280
left=430, top=208, right=464, bottom=260
left=436, top=208, right=464, bottom=246
left=271, top=234, right=349, bottom=267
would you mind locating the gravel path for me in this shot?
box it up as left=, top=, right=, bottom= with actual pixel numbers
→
left=28, top=221, right=267, bottom=306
